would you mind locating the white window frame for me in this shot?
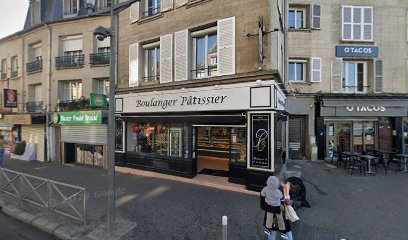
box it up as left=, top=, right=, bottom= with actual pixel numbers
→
left=341, top=61, right=367, bottom=93
left=62, top=81, right=82, bottom=101
left=192, top=28, right=218, bottom=79
left=142, top=42, right=160, bottom=82
left=11, top=56, right=18, bottom=76
left=98, top=0, right=111, bottom=10
left=288, top=60, right=306, bottom=82
left=1, top=58, right=7, bottom=78
left=289, top=8, right=306, bottom=29
left=63, top=0, right=79, bottom=17
left=144, top=0, right=161, bottom=17
left=97, top=79, right=109, bottom=95
left=341, top=5, right=374, bottom=41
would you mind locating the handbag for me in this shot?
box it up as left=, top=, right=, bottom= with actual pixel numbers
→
left=285, top=205, right=300, bottom=222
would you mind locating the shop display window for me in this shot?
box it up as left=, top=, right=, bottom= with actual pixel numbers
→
left=126, top=122, right=189, bottom=159
left=76, top=144, right=106, bottom=167
left=403, top=118, right=408, bottom=153
left=275, top=115, right=287, bottom=165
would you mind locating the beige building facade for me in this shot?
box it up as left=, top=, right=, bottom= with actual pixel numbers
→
left=286, top=0, right=408, bottom=160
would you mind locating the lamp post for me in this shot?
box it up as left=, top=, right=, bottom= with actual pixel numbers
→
left=94, top=0, right=117, bottom=232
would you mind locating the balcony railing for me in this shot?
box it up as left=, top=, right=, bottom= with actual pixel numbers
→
left=25, top=101, right=43, bottom=113
left=90, top=53, right=110, bottom=65
left=1, top=73, right=6, bottom=80
left=11, top=71, right=18, bottom=78
left=26, top=59, right=43, bottom=73
left=141, top=5, right=161, bottom=18
left=55, top=55, right=85, bottom=69
left=58, top=98, right=91, bottom=111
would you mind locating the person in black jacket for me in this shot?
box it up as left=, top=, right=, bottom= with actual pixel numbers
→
left=286, top=177, right=311, bottom=209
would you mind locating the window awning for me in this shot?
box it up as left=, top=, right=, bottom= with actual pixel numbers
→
left=322, top=98, right=408, bottom=107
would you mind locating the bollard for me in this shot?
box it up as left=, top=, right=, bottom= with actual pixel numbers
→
left=222, top=216, right=228, bottom=240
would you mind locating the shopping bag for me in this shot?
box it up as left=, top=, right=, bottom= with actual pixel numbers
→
left=285, top=205, right=300, bottom=222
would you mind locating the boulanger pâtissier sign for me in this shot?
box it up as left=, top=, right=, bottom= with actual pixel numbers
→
left=116, top=81, right=285, bottom=113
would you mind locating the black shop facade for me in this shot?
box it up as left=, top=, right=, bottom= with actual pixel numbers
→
left=316, top=95, right=408, bottom=159
left=115, top=81, right=287, bottom=191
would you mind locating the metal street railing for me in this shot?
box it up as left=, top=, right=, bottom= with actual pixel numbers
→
left=0, top=168, right=86, bottom=225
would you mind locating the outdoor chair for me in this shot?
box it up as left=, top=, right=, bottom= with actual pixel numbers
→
left=350, top=156, right=365, bottom=175
left=376, top=153, right=388, bottom=175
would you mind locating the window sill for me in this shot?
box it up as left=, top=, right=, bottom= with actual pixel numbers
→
left=26, top=69, right=43, bottom=75
left=90, top=64, right=110, bottom=67
left=187, top=0, right=211, bottom=8
left=288, top=28, right=312, bottom=32
left=138, top=13, right=163, bottom=24
left=55, top=66, right=85, bottom=70
left=141, top=80, right=160, bottom=86
left=339, top=40, right=375, bottom=44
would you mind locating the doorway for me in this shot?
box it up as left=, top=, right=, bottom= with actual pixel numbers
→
left=196, top=126, right=247, bottom=177
left=288, top=116, right=306, bottom=159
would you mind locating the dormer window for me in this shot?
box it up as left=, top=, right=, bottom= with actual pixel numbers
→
left=64, top=0, right=79, bottom=17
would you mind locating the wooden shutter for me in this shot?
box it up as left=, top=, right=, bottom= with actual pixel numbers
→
left=375, top=59, right=383, bottom=92
left=217, top=17, right=235, bottom=76
left=129, top=43, right=140, bottom=87
left=363, top=7, right=373, bottom=41
left=6, top=57, right=11, bottom=79
left=342, top=6, right=352, bottom=40
left=17, top=55, right=23, bottom=78
left=311, top=57, right=321, bottom=83
left=130, top=2, right=139, bottom=23
left=175, top=30, right=189, bottom=81
left=162, top=0, right=173, bottom=12
left=175, top=0, right=188, bottom=7
left=331, top=58, right=342, bottom=92
left=312, top=5, right=321, bottom=29
left=160, top=34, right=173, bottom=84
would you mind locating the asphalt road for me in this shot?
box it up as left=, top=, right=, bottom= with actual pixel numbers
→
left=0, top=213, right=55, bottom=240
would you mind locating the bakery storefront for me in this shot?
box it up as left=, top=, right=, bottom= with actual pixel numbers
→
left=318, top=97, right=408, bottom=158
left=115, top=81, right=287, bottom=190
left=52, top=110, right=108, bottom=168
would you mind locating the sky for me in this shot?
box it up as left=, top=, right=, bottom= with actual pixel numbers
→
left=0, top=0, right=29, bottom=38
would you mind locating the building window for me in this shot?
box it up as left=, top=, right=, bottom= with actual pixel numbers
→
left=289, top=60, right=306, bottom=82
left=97, top=47, right=110, bottom=54
left=64, top=0, right=79, bottom=16
left=143, top=44, right=160, bottom=82
left=62, top=81, right=82, bottom=101
left=11, top=56, right=18, bottom=78
left=289, top=9, right=305, bottom=29
left=342, top=62, right=367, bottom=93
left=342, top=6, right=373, bottom=41
left=97, top=79, right=109, bottom=95
left=143, top=0, right=161, bottom=18
left=98, top=0, right=112, bottom=10
left=1, top=58, right=6, bottom=80
left=127, top=122, right=189, bottom=158
left=193, top=31, right=218, bottom=78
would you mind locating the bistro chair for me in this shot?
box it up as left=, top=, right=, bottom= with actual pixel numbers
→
left=350, top=155, right=365, bottom=175
left=375, top=152, right=388, bottom=175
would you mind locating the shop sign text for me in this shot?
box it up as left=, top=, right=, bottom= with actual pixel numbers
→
left=336, top=45, right=379, bottom=58
left=53, top=111, right=103, bottom=125
left=346, top=106, right=386, bottom=112
left=135, top=95, right=228, bottom=110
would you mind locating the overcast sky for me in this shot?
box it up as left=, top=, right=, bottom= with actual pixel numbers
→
left=0, top=0, right=29, bottom=38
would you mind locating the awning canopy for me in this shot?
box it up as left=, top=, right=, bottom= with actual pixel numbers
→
left=322, top=98, right=408, bottom=107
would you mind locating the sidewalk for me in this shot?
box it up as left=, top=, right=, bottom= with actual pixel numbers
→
left=3, top=158, right=405, bottom=240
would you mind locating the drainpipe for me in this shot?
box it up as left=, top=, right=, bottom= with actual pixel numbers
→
left=46, top=24, right=52, bottom=162
left=283, top=0, right=288, bottom=85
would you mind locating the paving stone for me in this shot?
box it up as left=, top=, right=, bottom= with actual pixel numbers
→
left=2, top=204, right=23, bottom=217
left=14, top=211, right=38, bottom=224
left=31, top=216, right=61, bottom=234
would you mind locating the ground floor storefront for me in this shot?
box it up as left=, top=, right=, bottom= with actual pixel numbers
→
left=51, top=110, right=108, bottom=168
left=317, top=96, right=408, bottom=158
left=115, top=81, right=287, bottom=191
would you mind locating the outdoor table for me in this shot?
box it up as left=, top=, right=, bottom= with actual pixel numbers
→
left=358, top=155, right=377, bottom=175
left=396, top=154, right=408, bottom=173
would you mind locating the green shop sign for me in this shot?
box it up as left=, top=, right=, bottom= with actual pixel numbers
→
left=90, top=93, right=108, bottom=108
left=53, top=111, right=103, bottom=125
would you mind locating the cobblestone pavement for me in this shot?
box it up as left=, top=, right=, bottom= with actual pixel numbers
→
left=1, top=158, right=407, bottom=240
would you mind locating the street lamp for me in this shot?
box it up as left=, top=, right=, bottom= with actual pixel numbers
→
left=93, top=2, right=117, bottom=233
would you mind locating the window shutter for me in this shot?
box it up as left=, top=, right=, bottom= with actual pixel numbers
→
left=342, top=6, right=352, bottom=40
left=17, top=55, right=23, bottom=78
left=129, top=2, right=139, bottom=23
left=6, top=57, right=11, bottom=79
left=160, top=34, right=173, bottom=84
left=129, top=43, right=140, bottom=87
left=310, top=57, right=322, bottom=83
left=363, top=7, right=373, bottom=41
left=375, top=59, right=383, bottom=92
left=217, top=17, right=235, bottom=76
left=331, top=58, right=342, bottom=92
left=162, top=0, right=173, bottom=12
left=312, top=5, right=321, bottom=29
left=175, top=0, right=187, bottom=7
left=175, top=30, right=189, bottom=81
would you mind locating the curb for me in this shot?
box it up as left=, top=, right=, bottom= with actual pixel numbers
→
left=0, top=201, right=85, bottom=240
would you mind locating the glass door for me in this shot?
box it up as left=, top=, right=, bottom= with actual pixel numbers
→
left=336, top=123, right=351, bottom=153
left=353, top=122, right=364, bottom=153
left=352, top=121, right=377, bottom=153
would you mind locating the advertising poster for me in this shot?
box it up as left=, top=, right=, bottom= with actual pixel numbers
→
left=250, top=113, right=271, bottom=168
left=4, top=89, right=17, bottom=108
